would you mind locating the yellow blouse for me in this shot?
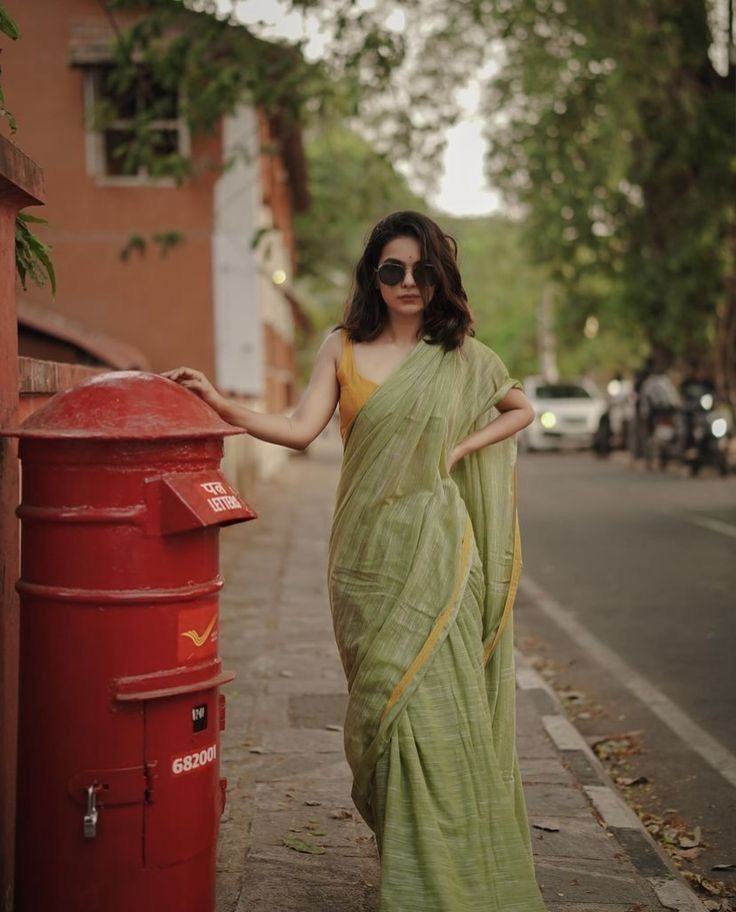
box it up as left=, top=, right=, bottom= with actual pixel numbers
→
left=337, top=331, right=379, bottom=441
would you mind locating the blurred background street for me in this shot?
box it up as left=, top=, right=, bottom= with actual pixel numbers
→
left=516, top=450, right=736, bottom=900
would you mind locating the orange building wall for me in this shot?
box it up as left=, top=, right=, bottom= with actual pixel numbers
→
left=2, top=0, right=222, bottom=376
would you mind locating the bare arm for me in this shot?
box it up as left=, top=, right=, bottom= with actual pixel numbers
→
left=448, top=387, right=534, bottom=469
left=161, top=331, right=342, bottom=451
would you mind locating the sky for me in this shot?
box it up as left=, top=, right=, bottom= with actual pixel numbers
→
left=224, top=0, right=501, bottom=217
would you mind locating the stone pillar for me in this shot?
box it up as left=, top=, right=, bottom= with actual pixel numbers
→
left=0, top=136, right=44, bottom=912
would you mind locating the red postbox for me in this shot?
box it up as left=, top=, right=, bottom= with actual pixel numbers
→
left=3, top=371, right=256, bottom=912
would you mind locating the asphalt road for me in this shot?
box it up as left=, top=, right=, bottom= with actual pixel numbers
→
left=514, top=450, right=736, bottom=889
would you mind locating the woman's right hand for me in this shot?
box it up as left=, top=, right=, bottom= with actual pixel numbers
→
left=160, top=366, right=226, bottom=413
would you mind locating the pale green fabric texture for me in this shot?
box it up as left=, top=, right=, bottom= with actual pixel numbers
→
left=328, top=336, right=547, bottom=911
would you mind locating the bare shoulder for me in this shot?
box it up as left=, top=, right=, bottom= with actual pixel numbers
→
left=316, top=328, right=344, bottom=370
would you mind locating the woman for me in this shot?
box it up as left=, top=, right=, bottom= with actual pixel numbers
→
left=163, top=210, right=547, bottom=912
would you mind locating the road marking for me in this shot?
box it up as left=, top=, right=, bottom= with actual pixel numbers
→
left=520, top=575, right=736, bottom=791
left=683, top=514, right=736, bottom=539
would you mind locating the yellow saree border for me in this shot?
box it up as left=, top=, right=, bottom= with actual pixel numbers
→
left=482, top=513, right=521, bottom=665
left=380, top=512, right=474, bottom=722
left=482, top=471, right=521, bottom=666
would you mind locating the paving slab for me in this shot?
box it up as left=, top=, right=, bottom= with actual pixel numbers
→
left=525, top=781, right=601, bottom=817
left=529, top=817, right=622, bottom=861
left=235, top=861, right=377, bottom=912
left=520, top=757, right=578, bottom=784
left=535, top=856, right=654, bottom=905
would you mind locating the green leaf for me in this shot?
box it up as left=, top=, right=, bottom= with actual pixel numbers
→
left=17, top=212, right=48, bottom=226
left=119, top=234, right=147, bottom=262
left=33, top=245, right=56, bottom=295
left=152, top=230, right=184, bottom=257
left=14, top=212, right=55, bottom=294
left=0, top=6, right=20, bottom=40
left=250, top=226, right=274, bottom=250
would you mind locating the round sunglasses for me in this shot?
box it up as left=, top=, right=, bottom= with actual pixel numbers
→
left=375, top=260, right=438, bottom=288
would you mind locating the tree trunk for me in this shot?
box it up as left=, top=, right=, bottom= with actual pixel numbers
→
left=537, top=283, right=559, bottom=382
left=715, top=224, right=736, bottom=413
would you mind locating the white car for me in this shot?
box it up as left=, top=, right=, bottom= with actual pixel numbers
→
left=521, top=377, right=606, bottom=451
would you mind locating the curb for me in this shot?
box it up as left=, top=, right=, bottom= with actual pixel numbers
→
left=515, top=650, right=709, bottom=912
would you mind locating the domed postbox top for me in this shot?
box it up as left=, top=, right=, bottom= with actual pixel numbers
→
left=6, top=371, right=246, bottom=440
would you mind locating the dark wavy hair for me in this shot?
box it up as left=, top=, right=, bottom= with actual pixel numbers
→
left=340, top=210, right=474, bottom=351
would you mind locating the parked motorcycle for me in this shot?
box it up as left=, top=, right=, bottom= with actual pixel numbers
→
left=592, top=376, right=634, bottom=457
left=644, top=408, right=680, bottom=470
left=681, top=391, right=732, bottom=476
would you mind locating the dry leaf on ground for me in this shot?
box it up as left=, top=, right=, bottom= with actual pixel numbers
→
left=282, top=834, right=326, bottom=855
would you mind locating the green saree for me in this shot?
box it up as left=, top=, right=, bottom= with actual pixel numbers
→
left=328, top=336, right=547, bottom=912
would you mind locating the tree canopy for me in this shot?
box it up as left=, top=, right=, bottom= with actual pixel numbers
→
left=289, top=0, right=736, bottom=398
left=478, top=0, right=734, bottom=367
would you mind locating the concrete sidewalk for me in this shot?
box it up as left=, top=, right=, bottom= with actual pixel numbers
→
left=215, top=432, right=706, bottom=912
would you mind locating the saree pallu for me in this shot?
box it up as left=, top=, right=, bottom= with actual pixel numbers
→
left=328, top=336, right=547, bottom=912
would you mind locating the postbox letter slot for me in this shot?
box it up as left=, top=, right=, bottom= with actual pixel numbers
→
left=145, top=472, right=257, bottom=536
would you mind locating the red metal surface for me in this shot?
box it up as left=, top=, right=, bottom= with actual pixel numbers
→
left=67, top=766, right=149, bottom=809
left=2, top=372, right=256, bottom=912
left=4, top=370, right=245, bottom=439
left=114, top=660, right=236, bottom=702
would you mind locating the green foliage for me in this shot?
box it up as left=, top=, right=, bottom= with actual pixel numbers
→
left=288, top=0, right=486, bottom=183
left=99, top=0, right=354, bottom=184
left=1, top=4, right=57, bottom=291
left=103, top=0, right=478, bottom=188
left=95, top=0, right=422, bottom=181
left=442, top=215, right=542, bottom=376
left=120, top=234, right=147, bottom=261
left=0, top=4, right=18, bottom=132
left=472, top=0, right=735, bottom=365
left=119, top=230, right=185, bottom=260
left=293, top=122, right=641, bottom=382
left=0, top=5, right=19, bottom=40
left=294, top=126, right=425, bottom=327
left=15, top=213, right=56, bottom=294
left=294, top=131, right=541, bottom=379
left=287, top=0, right=734, bottom=393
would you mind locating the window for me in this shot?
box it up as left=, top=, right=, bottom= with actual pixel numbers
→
left=84, top=64, right=189, bottom=183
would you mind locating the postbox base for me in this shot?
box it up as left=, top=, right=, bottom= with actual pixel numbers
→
left=16, top=847, right=217, bottom=912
